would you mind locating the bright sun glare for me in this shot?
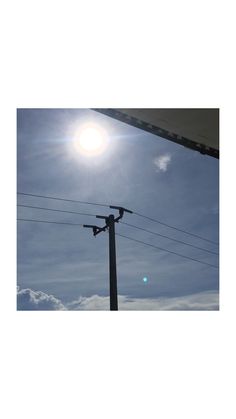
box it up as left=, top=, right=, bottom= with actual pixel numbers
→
left=73, top=124, right=107, bottom=156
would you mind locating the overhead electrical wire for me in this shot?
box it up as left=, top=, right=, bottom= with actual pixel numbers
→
left=17, top=204, right=218, bottom=256
left=115, top=233, right=219, bottom=269
left=132, top=211, right=219, bottom=246
left=17, top=218, right=84, bottom=227
left=17, top=192, right=110, bottom=208
left=17, top=204, right=97, bottom=217
left=17, top=191, right=218, bottom=246
left=120, top=221, right=218, bottom=255
left=17, top=218, right=218, bottom=269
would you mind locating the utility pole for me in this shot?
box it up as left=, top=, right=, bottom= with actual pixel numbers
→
left=84, top=206, right=132, bottom=311
left=108, top=214, right=118, bottom=310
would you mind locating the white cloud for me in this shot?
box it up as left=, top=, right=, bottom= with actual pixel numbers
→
left=67, top=295, right=110, bottom=311
left=17, top=287, right=66, bottom=310
left=17, top=288, right=219, bottom=311
left=154, top=153, right=172, bottom=172
left=68, top=290, right=219, bottom=311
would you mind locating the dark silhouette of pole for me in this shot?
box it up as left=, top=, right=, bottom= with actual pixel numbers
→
left=84, top=206, right=133, bottom=311
left=107, top=214, right=118, bottom=310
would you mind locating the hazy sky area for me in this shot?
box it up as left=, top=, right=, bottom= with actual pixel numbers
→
left=17, top=109, right=219, bottom=310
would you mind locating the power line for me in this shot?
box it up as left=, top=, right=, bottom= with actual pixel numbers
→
left=133, top=211, right=219, bottom=246
left=116, top=233, right=219, bottom=269
left=17, top=218, right=84, bottom=227
left=17, top=192, right=109, bottom=208
left=17, top=191, right=218, bottom=245
left=120, top=221, right=218, bottom=255
left=17, top=218, right=219, bottom=268
left=17, top=204, right=97, bottom=217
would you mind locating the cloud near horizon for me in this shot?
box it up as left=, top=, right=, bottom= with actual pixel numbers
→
left=17, top=287, right=66, bottom=310
left=154, top=153, right=172, bottom=172
left=17, top=287, right=219, bottom=311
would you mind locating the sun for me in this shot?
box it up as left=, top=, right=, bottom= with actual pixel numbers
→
left=73, top=124, right=108, bottom=156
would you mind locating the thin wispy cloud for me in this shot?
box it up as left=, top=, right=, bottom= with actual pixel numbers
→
left=154, top=153, right=172, bottom=172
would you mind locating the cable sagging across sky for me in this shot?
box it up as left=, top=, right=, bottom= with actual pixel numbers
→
left=17, top=204, right=97, bottom=217
left=133, top=211, right=219, bottom=245
left=120, top=221, right=218, bottom=255
left=17, top=218, right=219, bottom=269
left=115, top=233, right=219, bottom=269
left=17, top=191, right=218, bottom=246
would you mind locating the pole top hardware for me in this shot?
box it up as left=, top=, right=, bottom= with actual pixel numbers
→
left=83, top=224, right=107, bottom=236
left=84, top=205, right=133, bottom=237
left=96, top=215, right=108, bottom=220
left=110, top=205, right=133, bottom=214
left=109, top=206, right=133, bottom=222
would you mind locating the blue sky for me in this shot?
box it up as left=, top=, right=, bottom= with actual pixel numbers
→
left=17, top=109, right=219, bottom=310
